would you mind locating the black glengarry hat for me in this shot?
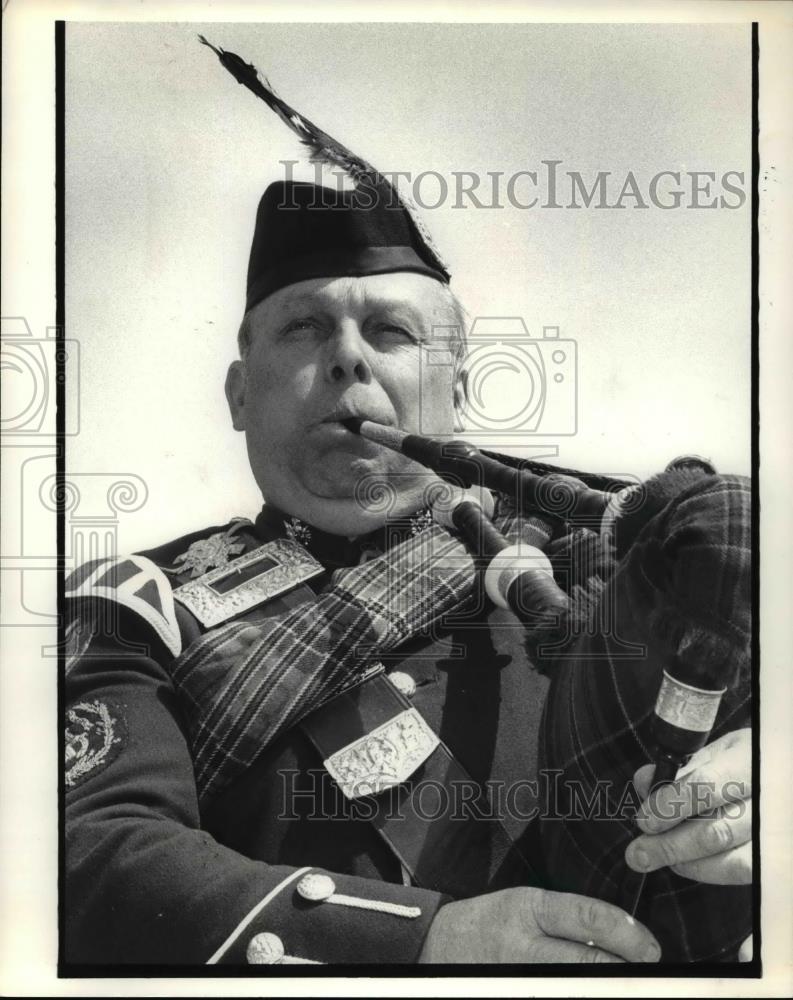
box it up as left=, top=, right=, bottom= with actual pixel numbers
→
left=246, top=181, right=450, bottom=312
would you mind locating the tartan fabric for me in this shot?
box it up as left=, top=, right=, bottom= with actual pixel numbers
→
left=170, top=500, right=529, bottom=804
left=535, top=473, right=753, bottom=963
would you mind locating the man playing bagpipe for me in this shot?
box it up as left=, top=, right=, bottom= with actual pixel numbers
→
left=62, top=41, right=752, bottom=967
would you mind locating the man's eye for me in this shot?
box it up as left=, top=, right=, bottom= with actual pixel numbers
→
left=374, top=324, right=416, bottom=343
left=282, top=319, right=319, bottom=336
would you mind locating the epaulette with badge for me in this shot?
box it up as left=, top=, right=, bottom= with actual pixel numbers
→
left=63, top=515, right=325, bottom=661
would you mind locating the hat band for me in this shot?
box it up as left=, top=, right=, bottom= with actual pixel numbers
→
left=246, top=245, right=449, bottom=312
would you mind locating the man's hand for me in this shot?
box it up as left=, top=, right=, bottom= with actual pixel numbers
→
left=418, top=887, right=661, bottom=963
left=626, top=728, right=752, bottom=885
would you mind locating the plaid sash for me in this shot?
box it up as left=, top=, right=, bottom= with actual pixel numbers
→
left=169, top=500, right=534, bottom=804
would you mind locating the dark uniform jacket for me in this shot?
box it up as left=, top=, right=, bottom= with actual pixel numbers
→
left=63, top=463, right=753, bottom=968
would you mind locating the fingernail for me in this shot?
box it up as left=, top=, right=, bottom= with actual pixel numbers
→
left=630, top=847, right=650, bottom=871
left=645, top=941, right=661, bottom=962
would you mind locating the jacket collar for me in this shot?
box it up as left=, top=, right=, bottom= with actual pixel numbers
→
left=253, top=503, right=434, bottom=570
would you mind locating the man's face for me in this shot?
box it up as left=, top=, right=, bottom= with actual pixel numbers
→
left=225, top=272, right=464, bottom=534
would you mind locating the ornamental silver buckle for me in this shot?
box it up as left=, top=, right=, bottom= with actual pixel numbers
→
left=173, top=538, right=324, bottom=628
left=323, top=708, right=440, bottom=800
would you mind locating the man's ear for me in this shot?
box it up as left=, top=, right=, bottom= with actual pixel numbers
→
left=225, top=361, right=247, bottom=431
left=453, top=366, right=468, bottom=432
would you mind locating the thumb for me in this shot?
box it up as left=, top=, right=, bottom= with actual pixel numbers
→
left=633, top=763, right=655, bottom=801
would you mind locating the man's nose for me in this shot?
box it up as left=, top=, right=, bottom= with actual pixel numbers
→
left=325, top=321, right=373, bottom=385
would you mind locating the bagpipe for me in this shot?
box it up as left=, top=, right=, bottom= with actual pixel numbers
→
left=346, top=418, right=754, bottom=964
left=196, top=36, right=753, bottom=960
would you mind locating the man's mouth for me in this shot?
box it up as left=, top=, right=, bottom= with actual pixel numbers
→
left=319, top=407, right=390, bottom=432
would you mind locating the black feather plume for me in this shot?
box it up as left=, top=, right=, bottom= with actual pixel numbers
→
left=199, top=35, right=450, bottom=279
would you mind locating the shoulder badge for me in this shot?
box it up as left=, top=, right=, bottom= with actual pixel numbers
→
left=167, top=519, right=250, bottom=579
left=64, top=554, right=182, bottom=657
left=284, top=516, right=312, bottom=547
left=65, top=699, right=126, bottom=790
left=173, top=537, right=324, bottom=628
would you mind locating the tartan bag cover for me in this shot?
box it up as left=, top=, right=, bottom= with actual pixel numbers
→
left=536, top=473, right=753, bottom=963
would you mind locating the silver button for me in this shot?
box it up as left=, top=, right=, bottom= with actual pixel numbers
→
left=297, top=872, right=336, bottom=902
left=246, top=931, right=285, bottom=964
left=389, top=671, right=416, bottom=698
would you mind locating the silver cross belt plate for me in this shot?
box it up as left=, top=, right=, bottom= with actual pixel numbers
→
left=173, top=538, right=324, bottom=628
left=323, top=708, right=440, bottom=800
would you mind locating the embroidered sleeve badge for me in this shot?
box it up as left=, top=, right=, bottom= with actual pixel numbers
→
left=65, top=700, right=126, bottom=789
